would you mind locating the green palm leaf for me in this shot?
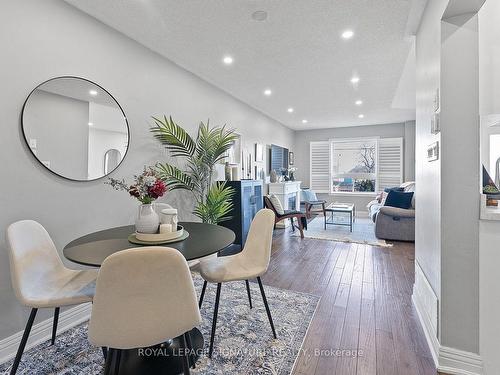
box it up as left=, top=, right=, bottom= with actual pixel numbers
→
left=151, top=116, right=196, bottom=158
left=193, top=183, right=234, bottom=224
left=155, top=163, right=194, bottom=191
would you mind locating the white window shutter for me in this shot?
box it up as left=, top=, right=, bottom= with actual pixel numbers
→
left=377, top=138, right=403, bottom=191
left=310, top=141, right=330, bottom=193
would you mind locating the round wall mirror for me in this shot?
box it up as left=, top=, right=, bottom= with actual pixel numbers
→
left=22, top=76, right=129, bottom=181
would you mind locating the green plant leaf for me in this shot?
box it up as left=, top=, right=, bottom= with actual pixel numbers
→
left=151, top=116, right=196, bottom=158
left=193, top=183, right=235, bottom=224
left=155, top=163, right=195, bottom=191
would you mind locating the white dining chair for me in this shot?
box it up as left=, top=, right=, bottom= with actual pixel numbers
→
left=198, top=208, right=276, bottom=358
left=6, top=220, right=98, bottom=375
left=88, top=246, right=202, bottom=375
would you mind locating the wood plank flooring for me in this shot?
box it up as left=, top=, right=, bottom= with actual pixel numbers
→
left=261, top=227, right=437, bottom=375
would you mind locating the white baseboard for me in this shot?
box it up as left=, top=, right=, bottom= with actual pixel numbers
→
left=412, top=262, right=483, bottom=375
left=0, top=303, right=92, bottom=365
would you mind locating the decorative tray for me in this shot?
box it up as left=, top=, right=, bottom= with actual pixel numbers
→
left=128, top=225, right=189, bottom=245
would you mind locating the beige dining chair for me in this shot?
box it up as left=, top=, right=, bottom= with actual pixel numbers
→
left=198, top=208, right=276, bottom=358
left=88, top=246, right=202, bottom=375
left=6, top=220, right=98, bottom=375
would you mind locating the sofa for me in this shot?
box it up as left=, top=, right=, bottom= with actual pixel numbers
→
left=368, top=182, right=415, bottom=242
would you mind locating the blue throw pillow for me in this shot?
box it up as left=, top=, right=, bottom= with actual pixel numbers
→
left=384, top=186, right=404, bottom=193
left=301, top=189, right=318, bottom=202
left=384, top=190, right=414, bottom=209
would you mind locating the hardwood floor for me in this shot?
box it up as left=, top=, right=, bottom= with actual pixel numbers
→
left=261, top=227, right=437, bottom=375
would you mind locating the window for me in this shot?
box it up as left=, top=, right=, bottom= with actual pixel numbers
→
left=309, top=137, right=403, bottom=194
left=331, top=139, right=377, bottom=193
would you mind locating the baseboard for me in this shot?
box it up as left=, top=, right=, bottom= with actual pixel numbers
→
left=412, top=263, right=483, bottom=375
left=0, top=303, right=92, bottom=365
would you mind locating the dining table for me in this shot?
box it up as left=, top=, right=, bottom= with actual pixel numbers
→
left=63, top=221, right=235, bottom=375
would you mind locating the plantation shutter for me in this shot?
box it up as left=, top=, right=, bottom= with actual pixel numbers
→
left=377, top=138, right=403, bottom=191
left=310, top=141, right=330, bottom=193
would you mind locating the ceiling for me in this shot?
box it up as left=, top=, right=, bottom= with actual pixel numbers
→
left=65, top=0, right=416, bottom=130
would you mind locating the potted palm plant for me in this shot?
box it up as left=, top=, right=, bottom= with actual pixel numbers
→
left=151, top=116, right=238, bottom=224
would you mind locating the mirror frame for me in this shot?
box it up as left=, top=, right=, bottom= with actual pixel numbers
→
left=21, top=76, right=130, bottom=182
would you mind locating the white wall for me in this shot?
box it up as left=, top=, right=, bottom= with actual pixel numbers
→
left=478, top=1, right=500, bottom=374
left=0, top=0, right=293, bottom=341
left=293, top=122, right=413, bottom=211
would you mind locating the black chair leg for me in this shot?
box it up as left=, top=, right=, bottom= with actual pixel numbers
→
left=113, top=349, right=122, bottom=375
left=184, top=331, right=196, bottom=369
left=199, top=280, right=207, bottom=308
left=101, top=347, right=108, bottom=360
left=209, top=283, right=222, bottom=358
left=245, top=280, right=253, bottom=309
left=103, top=348, right=114, bottom=375
left=10, top=308, right=37, bottom=375
left=51, top=307, right=60, bottom=345
left=290, top=217, right=295, bottom=231
left=257, top=277, right=277, bottom=339
left=180, top=333, right=191, bottom=375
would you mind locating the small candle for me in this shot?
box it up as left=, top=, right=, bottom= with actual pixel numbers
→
left=160, top=224, right=172, bottom=233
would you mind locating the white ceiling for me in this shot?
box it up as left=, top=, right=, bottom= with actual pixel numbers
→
left=65, top=0, right=416, bottom=130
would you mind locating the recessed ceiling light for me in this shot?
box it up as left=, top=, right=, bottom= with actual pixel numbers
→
left=251, top=10, right=268, bottom=21
left=287, top=107, right=294, bottom=113
left=341, top=30, right=354, bottom=39
left=89, top=90, right=98, bottom=96
left=264, top=89, right=272, bottom=96
left=223, top=55, right=234, bottom=65
left=351, top=77, right=360, bottom=84
left=88, top=122, right=93, bottom=126
left=302, top=119, right=308, bottom=124
left=358, top=114, right=365, bottom=119
left=355, top=100, right=363, bottom=105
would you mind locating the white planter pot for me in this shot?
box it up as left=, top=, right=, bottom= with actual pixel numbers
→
left=135, top=204, right=160, bottom=234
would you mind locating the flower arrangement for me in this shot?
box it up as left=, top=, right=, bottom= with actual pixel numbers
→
left=106, top=167, right=167, bottom=204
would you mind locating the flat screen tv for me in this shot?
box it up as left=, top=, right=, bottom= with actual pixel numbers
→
left=270, top=144, right=289, bottom=173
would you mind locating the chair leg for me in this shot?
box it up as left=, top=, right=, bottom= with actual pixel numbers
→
left=101, top=347, right=108, bottom=360
left=180, top=333, right=191, bottom=375
left=245, top=280, right=253, bottom=309
left=103, top=348, right=114, bottom=375
left=185, top=331, right=196, bottom=369
left=257, top=277, right=277, bottom=339
left=113, top=349, right=122, bottom=375
left=199, top=280, right=207, bottom=308
left=298, top=217, right=304, bottom=239
left=10, top=308, right=37, bottom=375
left=51, top=307, right=60, bottom=345
left=209, top=283, right=222, bottom=358
left=290, top=217, right=295, bottom=231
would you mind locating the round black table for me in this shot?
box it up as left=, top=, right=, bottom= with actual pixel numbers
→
left=63, top=222, right=235, bottom=375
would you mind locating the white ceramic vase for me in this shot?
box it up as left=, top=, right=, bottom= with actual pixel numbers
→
left=135, top=204, right=160, bottom=234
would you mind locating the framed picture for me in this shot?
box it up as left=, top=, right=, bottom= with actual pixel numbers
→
left=289, top=151, right=295, bottom=166
left=223, top=133, right=241, bottom=164
left=255, top=143, right=264, bottom=162
left=427, top=141, right=439, bottom=162
left=255, top=165, right=265, bottom=180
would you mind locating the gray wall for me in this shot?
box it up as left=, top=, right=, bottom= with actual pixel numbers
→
left=416, top=0, right=480, bottom=355
left=293, top=122, right=415, bottom=211
left=24, top=90, right=89, bottom=180
left=0, top=0, right=293, bottom=341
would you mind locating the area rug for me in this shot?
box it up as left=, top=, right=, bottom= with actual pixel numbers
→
left=292, top=215, right=392, bottom=247
left=0, top=275, right=319, bottom=375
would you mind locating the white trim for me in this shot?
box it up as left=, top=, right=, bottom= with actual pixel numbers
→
left=412, top=263, right=483, bottom=375
left=0, top=303, right=92, bottom=365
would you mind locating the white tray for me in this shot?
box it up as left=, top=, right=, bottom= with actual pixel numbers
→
left=135, top=225, right=184, bottom=242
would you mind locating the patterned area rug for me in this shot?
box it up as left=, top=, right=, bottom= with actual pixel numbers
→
left=0, top=275, right=319, bottom=375
left=292, top=215, right=392, bottom=247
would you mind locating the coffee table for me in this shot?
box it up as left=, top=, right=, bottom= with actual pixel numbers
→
left=324, top=203, right=356, bottom=232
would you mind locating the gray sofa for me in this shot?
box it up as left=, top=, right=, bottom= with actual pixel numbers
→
left=368, top=182, right=415, bottom=242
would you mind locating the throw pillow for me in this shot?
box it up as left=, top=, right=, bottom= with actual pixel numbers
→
left=384, top=190, right=414, bottom=210
left=268, top=194, right=285, bottom=215
left=301, top=189, right=318, bottom=202
left=384, top=186, right=404, bottom=193
left=380, top=191, right=389, bottom=205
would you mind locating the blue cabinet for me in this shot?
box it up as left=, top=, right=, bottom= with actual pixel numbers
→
left=218, top=180, right=264, bottom=250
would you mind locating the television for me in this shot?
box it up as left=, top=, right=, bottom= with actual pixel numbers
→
left=270, top=144, right=289, bottom=173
